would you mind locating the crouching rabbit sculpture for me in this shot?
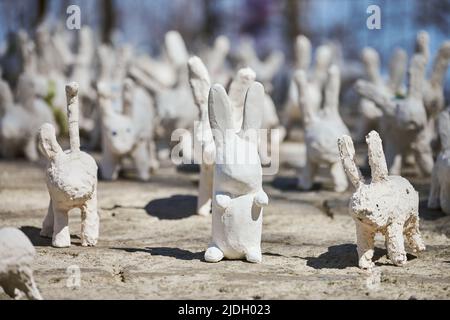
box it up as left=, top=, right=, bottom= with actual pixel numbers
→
left=0, top=227, right=42, bottom=300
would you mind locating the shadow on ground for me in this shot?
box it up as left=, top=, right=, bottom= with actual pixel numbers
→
left=111, top=246, right=204, bottom=261
left=271, top=176, right=322, bottom=192
left=303, top=243, right=420, bottom=269
left=145, top=195, right=197, bottom=219
left=20, top=225, right=80, bottom=247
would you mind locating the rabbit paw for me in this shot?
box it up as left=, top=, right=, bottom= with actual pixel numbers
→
left=390, top=252, right=407, bottom=266
left=215, top=194, right=231, bottom=209
left=254, top=190, right=269, bottom=207
left=204, top=246, right=224, bottom=263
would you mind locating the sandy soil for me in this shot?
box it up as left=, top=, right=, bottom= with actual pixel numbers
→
left=1, top=144, right=450, bottom=300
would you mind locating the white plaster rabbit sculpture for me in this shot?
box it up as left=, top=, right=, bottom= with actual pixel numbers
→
left=422, top=39, right=450, bottom=122
left=355, top=54, right=432, bottom=176
left=98, top=78, right=158, bottom=181
left=338, top=131, right=425, bottom=269
left=201, top=35, right=231, bottom=86
left=283, top=35, right=333, bottom=138
left=0, top=76, right=55, bottom=161
left=355, top=47, right=407, bottom=141
left=39, top=82, right=99, bottom=248
left=187, top=58, right=261, bottom=216
left=237, top=37, right=284, bottom=89
left=428, top=107, right=450, bottom=215
left=204, top=82, right=269, bottom=263
left=294, top=65, right=349, bottom=192
left=188, top=56, right=215, bottom=216
left=0, top=227, right=42, bottom=300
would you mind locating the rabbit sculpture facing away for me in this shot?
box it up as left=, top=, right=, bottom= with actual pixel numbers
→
left=39, top=82, right=99, bottom=248
left=338, top=131, right=425, bottom=269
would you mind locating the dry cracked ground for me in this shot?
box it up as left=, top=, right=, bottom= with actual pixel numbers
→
left=1, top=142, right=450, bottom=300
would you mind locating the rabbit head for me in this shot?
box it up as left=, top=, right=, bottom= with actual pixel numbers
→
left=209, top=82, right=264, bottom=195
left=97, top=82, right=136, bottom=155
left=396, top=54, right=428, bottom=132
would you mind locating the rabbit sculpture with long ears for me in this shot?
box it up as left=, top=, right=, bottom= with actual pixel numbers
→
left=355, top=54, right=431, bottom=176
left=39, top=82, right=99, bottom=248
left=204, top=82, right=269, bottom=263
left=295, top=65, right=350, bottom=192
left=338, top=131, right=425, bottom=269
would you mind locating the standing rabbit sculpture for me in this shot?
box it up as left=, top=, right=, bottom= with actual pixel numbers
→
left=355, top=54, right=431, bottom=176
left=428, top=107, right=450, bottom=215
left=187, top=56, right=215, bottom=216
left=295, top=65, right=350, bottom=192
left=338, top=131, right=425, bottom=269
left=39, top=82, right=99, bottom=248
left=204, top=81, right=269, bottom=263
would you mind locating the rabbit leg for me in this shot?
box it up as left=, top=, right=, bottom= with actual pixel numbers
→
left=99, top=148, right=120, bottom=180
left=355, top=220, right=376, bottom=269
left=385, top=221, right=407, bottom=266
left=245, top=247, right=262, bottom=263
left=40, top=200, right=54, bottom=238
left=204, top=244, right=224, bottom=263
left=413, top=145, right=433, bottom=176
left=440, top=181, right=450, bottom=215
left=197, top=163, right=213, bottom=216
left=148, top=140, right=160, bottom=171
left=404, top=216, right=426, bottom=253
left=428, top=168, right=441, bottom=209
left=384, top=141, right=402, bottom=175
left=132, top=140, right=151, bottom=181
left=297, top=159, right=317, bottom=190
left=24, top=136, right=38, bottom=162
left=81, top=189, right=99, bottom=246
left=330, top=161, right=348, bottom=192
left=52, top=204, right=70, bottom=248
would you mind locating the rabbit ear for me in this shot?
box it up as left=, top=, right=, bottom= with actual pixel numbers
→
left=323, top=65, right=341, bottom=115
left=228, top=68, right=256, bottom=109
left=208, top=84, right=234, bottom=133
left=122, top=78, right=134, bottom=116
left=337, top=135, right=363, bottom=188
left=242, top=82, right=264, bottom=132
left=293, top=69, right=315, bottom=125
left=415, top=30, right=430, bottom=61
left=387, top=48, right=407, bottom=93
left=38, top=123, right=63, bottom=161
left=262, top=51, right=284, bottom=80
left=438, top=109, right=450, bottom=150
left=165, top=30, right=188, bottom=68
left=408, top=54, right=426, bottom=99
left=96, top=82, right=114, bottom=116
left=361, top=47, right=381, bottom=84
left=430, top=41, right=450, bottom=87
left=366, top=130, right=388, bottom=182
left=188, top=56, right=211, bottom=114
left=354, top=80, right=396, bottom=116
left=295, top=35, right=312, bottom=70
